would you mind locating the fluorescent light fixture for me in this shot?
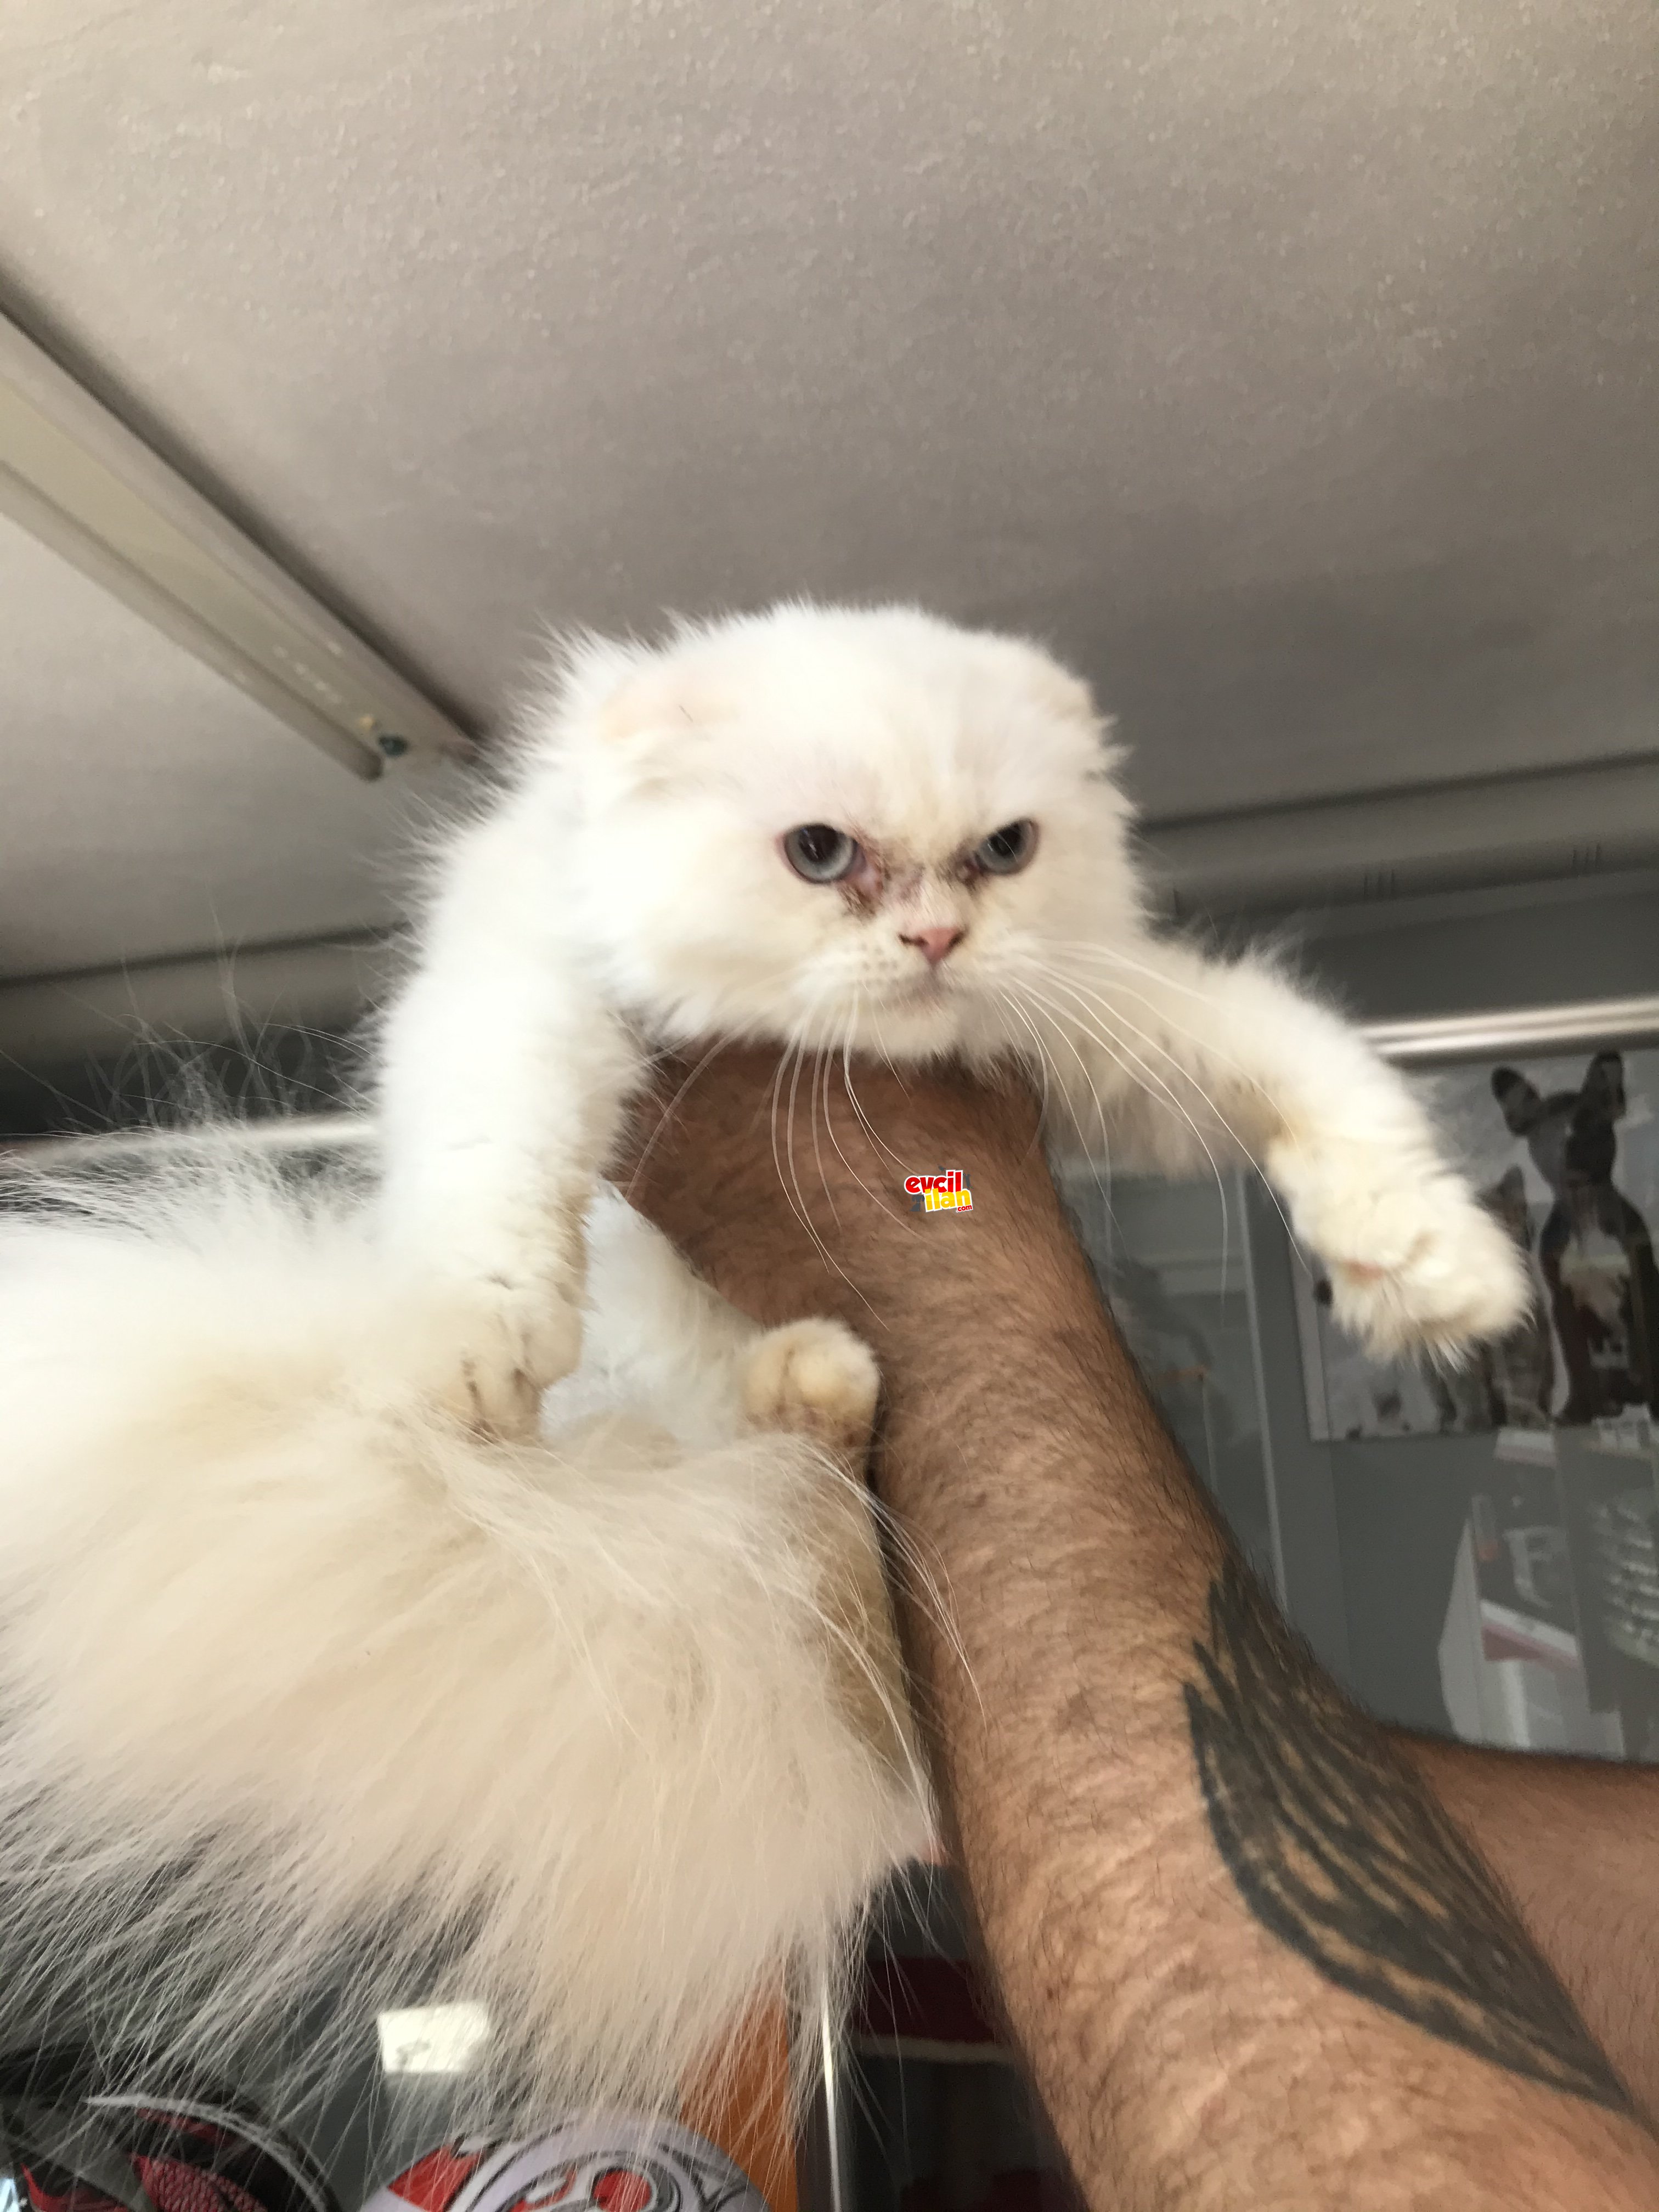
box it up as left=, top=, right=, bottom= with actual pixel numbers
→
left=0, top=306, right=474, bottom=781
left=376, top=2000, right=492, bottom=2075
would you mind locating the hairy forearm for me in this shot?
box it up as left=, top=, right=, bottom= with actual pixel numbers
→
left=1399, top=1733, right=1659, bottom=2125
left=859, top=1171, right=1656, bottom=2204
left=625, top=1053, right=1659, bottom=2208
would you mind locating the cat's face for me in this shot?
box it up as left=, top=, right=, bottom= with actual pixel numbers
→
left=548, top=604, right=1141, bottom=1059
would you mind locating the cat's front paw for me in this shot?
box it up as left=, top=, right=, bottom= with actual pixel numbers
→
left=423, top=1274, right=584, bottom=1438
left=743, top=1318, right=881, bottom=1453
left=1269, top=1141, right=1528, bottom=1359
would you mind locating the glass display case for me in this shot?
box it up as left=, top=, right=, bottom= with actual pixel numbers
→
left=1274, top=1032, right=1659, bottom=1756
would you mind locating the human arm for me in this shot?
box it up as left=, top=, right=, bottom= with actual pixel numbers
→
left=1398, top=1733, right=1659, bottom=2125
left=624, top=1049, right=1659, bottom=2210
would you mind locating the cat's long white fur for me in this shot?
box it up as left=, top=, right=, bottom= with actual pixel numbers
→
left=0, top=602, right=1523, bottom=2120
left=0, top=1167, right=926, bottom=2115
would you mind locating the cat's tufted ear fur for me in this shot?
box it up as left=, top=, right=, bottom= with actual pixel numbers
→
left=597, top=664, right=730, bottom=750
left=545, top=630, right=646, bottom=723
left=1014, top=648, right=1120, bottom=768
left=536, top=632, right=718, bottom=785
left=1023, top=655, right=1098, bottom=729
left=1492, top=1066, right=1544, bottom=1135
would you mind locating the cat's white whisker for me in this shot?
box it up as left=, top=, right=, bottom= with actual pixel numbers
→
left=993, top=989, right=1056, bottom=1133
left=1040, top=944, right=1280, bottom=1114
left=1020, top=956, right=1304, bottom=1265
left=1014, top=969, right=1235, bottom=1286
left=838, top=1002, right=912, bottom=1181
left=802, top=1020, right=843, bottom=1231
left=624, top=1033, right=732, bottom=1199
left=1000, top=977, right=1132, bottom=1258
left=819, top=1009, right=906, bottom=1226
left=1002, top=975, right=1119, bottom=1141
left=781, top=1016, right=865, bottom=1299
left=1016, top=964, right=1237, bottom=1214
left=996, top=984, right=1116, bottom=1223
left=773, top=1030, right=839, bottom=1274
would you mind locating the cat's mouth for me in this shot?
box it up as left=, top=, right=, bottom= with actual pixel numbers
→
left=880, top=970, right=962, bottom=1011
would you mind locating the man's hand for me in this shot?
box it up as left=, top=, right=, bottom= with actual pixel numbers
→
left=625, top=1051, right=1659, bottom=2209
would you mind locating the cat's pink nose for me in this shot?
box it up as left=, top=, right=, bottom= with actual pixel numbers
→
left=901, top=924, right=966, bottom=968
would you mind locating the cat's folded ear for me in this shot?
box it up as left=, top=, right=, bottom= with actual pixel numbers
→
left=1024, top=657, right=1099, bottom=729
left=597, top=664, right=724, bottom=750
left=540, top=632, right=714, bottom=781
left=1012, top=648, right=1120, bottom=766
left=1492, top=1066, right=1545, bottom=1133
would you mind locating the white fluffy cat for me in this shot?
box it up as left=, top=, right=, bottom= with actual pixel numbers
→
left=0, top=602, right=1521, bottom=2124
left=379, top=601, right=1520, bottom=1420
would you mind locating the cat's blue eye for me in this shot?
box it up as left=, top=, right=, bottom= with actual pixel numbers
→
left=782, top=824, right=861, bottom=883
left=973, top=819, right=1037, bottom=876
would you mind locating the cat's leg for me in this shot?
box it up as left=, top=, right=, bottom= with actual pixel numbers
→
left=580, top=1185, right=881, bottom=1452
left=581, top=1187, right=911, bottom=1770
left=740, top=1317, right=882, bottom=1454
left=1037, top=935, right=1525, bottom=1357
left=377, top=809, right=645, bottom=1433
left=736, top=1310, right=910, bottom=1781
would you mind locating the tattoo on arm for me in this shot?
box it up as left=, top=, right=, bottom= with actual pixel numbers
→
left=1184, top=1556, right=1635, bottom=2117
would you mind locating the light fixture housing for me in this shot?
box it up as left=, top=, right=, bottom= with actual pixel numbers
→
left=0, top=305, right=473, bottom=780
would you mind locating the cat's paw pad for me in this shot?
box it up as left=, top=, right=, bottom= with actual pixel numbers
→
left=743, top=1318, right=881, bottom=1451
left=426, top=1276, right=584, bottom=1438
left=1278, top=1149, right=1528, bottom=1357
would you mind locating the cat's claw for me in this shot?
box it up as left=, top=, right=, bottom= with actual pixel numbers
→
left=1269, top=1142, right=1529, bottom=1360
left=421, top=1276, right=584, bottom=1438
left=742, top=1318, right=881, bottom=1453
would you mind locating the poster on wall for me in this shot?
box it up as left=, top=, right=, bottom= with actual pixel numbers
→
left=1295, top=1044, right=1659, bottom=1443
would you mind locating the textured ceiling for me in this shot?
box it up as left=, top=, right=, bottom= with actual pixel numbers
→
left=0, top=0, right=1655, bottom=984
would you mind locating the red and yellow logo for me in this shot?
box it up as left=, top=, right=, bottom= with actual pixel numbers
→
left=904, top=1170, right=973, bottom=1215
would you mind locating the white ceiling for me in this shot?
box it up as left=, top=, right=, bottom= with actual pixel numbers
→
left=0, top=0, right=1655, bottom=989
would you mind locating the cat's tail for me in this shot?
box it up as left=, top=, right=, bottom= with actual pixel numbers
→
left=0, top=1151, right=931, bottom=2123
